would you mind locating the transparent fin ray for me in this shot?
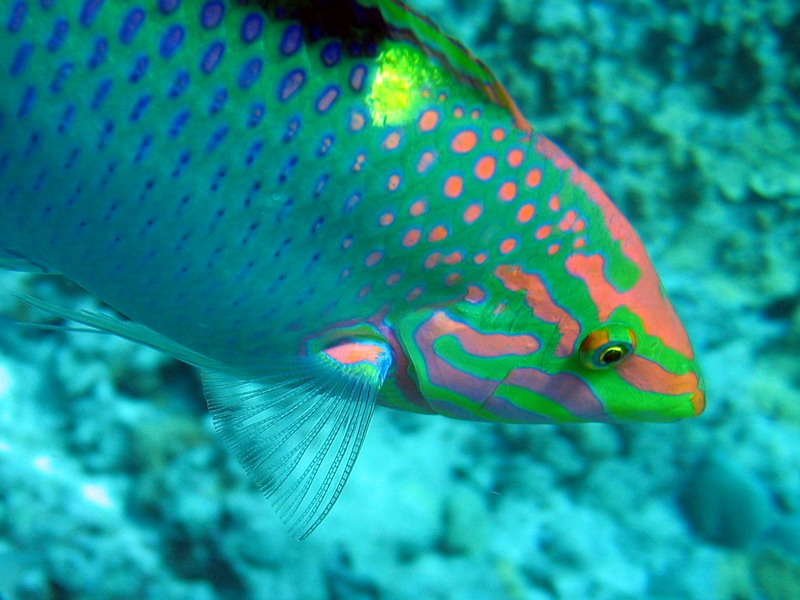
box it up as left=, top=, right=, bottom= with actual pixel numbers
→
left=202, top=341, right=392, bottom=539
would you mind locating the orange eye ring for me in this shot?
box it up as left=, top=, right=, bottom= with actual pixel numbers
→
left=579, top=324, right=636, bottom=369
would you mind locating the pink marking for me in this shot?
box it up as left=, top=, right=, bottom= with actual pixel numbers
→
left=535, top=225, right=551, bottom=240
left=495, top=265, right=581, bottom=357
left=409, top=199, right=428, bottom=216
left=486, top=369, right=611, bottom=422
left=386, top=272, right=402, bottom=286
left=387, top=174, right=401, bottom=191
left=566, top=253, right=694, bottom=360
left=549, top=194, right=560, bottom=212
left=466, top=285, right=486, bottom=304
left=547, top=244, right=560, bottom=255
left=417, top=151, right=436, bottom=173
left=406, top=286, right=423, bottom=301
left=365, top=251, right=383, bottom=267
left=536, top=133, right=694, bottom=359
left=379, top=212, right=395, bottom=226
left=324, top=341, right=385, bottom=365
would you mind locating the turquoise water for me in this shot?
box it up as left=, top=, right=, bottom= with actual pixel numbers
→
left=1, top=1, right=798, bottom=598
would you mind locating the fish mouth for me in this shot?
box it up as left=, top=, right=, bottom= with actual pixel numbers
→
left=690, top=387, right=706, bottom=416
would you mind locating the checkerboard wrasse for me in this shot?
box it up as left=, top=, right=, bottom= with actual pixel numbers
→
left=0, top=0, right=704, bottom=537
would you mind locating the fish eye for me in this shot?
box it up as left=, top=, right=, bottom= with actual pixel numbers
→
left=579, top=324, right=636, bottom=369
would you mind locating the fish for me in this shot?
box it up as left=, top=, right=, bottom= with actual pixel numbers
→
left=0, top=0, right=705, bottom=537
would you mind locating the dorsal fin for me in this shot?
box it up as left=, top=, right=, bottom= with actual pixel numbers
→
left=362, top=0, right=532, bottom=133
left=258, top=0, right=532, bottom=133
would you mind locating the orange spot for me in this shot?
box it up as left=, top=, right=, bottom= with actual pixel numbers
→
left=491, top=127, right=506, bottom=142
left=409, top=199, right=427, bottom=217
left=417, top=150, right=436, bottom=173
left=407, top=286, right=423, bottom=301
left=428, top=225, right=448, bottom=242
left=507, top=148, right=524, bottom=168
left=351, top=153, right=366, bottom=172
left=463, top=203, right=482, bottom=224
left=422, top=89, right=430, bottom=98
left=473, top=252, right=487, bottom=265
left=387, top=173, right=401, bottom=191
left=559, top=210, right=577, bottom=231
left=443, top=251, right=463, bottom=265
left=470, top=109, right=481, bottom=119
left=444, top=175, right=463, bottom=199
left=424, top=252, right=441, bottom=269
left=419, top=109, right=440, bottom=132
left=379, top=212, right=395, bottom=226
left=466, top=285, right=486, bottom=303
left=549, top=194, right=560, bottom=211
left=445, top=272, right=461, bottom=286
left=383, top=131, right=401, bottom=150
left=500, top=238, right=517, bottom=254
left=365, top=251, right=383, bottom=267
left=474, top=155, right=496, bottom=180
left=547, top=243, right=560, bottom=255
left=349, top=111, right=365, bottom=131
left=451, top=130, right=477, bottom=153
left=516, top=203, right=535, bottom=224
left=525, top=168, right=542, bottom=188
left=437, top=92, right=447, bottom=102
left=386, top=273, right=402, bottom=286
left=403, top=228, right=421, bottom=247
left=535, top=225, right=551, bottom=240
left=453, top=107, right=464, bottom=118
left=498, top=181, right=517, bottom=202
left=573, top=219, right=586, bottom=232
left=573, top=238, right=586, bottom=248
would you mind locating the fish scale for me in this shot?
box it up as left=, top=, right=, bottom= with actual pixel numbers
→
left=0, top=0, right=704, bottom=537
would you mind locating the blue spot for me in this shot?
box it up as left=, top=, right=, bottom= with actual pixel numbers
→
left=206, top=125, right=229, bottom=153
left=87, top=36, right=108, bottom=69
left=311, top=216, right=324, bottom=234
left=278, top=155, right=298, bottom=184
left=208, top=87, right=227, bottom=114
left=282, top=115, right=301, bottom=142
left=313, top=173, right=330, bottom=198
left=279, top=25, right=302, bottom=56
left=200, top=41, right=224, bottom=74
left=168, top=109, right=190, bottom=137
left=171, top=150, right=191, bottom=178
left=317, top=134, right=335, bottom=157
left=97, top=119, right=113, bottom=149
left=47, top=18, right=69, bottom=52
left=278, top=69, right=305, bottom=102
left=321, top=42, right=341, bottom=67
left=134, top=134, right=153, bottom=163
left=200, top=1, right=224, bottom=29
left=119, top=7, right=145, bottom=45
left=247, top=102, right=265, bottom=128
left=18, top=85, right=35, bottom=118
left=58, top=104, right=75, bottom=134
left=79, top=0, right=105, bottom=28
left=158, top=0, right=180, bottom=14
left=10, top=42, right=34, bottom=77
left=128, top=54, right=149, bottom=83
left=237, top=57, right=262, bottom=89
left=244, top=140, right=263, bottom=165
left=49, top=61, right=74, bottom=94
left=241, top=13, right=263, bottom=43
left=129, top=95, right=151, bottom=122
left=7, top=2, right=27, bottom=33
left=168, top=69, right=190, bottom=98
left=90, top=78, right=112, bottom=110
left=160, top=24, right=184, bottom=58
left=40, top=0, right=55, bottom=9
left=23, top=131, right=40, bottom=158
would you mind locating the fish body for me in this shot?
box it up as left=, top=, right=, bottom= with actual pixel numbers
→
left=0, top=0, right=704, bottom=536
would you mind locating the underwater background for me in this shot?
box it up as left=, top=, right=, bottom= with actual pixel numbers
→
left=0, top=0, right=798, bottom=598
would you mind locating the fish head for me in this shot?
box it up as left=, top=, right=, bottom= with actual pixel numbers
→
left=393, top=138, right=704, bottom=424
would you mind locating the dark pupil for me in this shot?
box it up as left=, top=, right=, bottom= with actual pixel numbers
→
left=600, top=346, right=624, bottom=364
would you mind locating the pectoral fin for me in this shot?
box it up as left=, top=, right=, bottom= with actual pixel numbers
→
left=203, top=338, right=393, bottom=539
